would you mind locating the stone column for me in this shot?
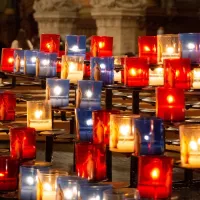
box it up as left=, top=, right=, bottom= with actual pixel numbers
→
left=90, top=0, right=147, bottom=55
left=33, top=0, right=79, bottom=40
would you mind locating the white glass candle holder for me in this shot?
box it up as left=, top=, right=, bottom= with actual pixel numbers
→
left=61, top=55, right=84, bottom=84
left=109, top=114, right=139, bottom=153
left=180, top=124, right=200, bottom=167
left=157, top=34, right=180, bottom=64
left=27, top=100, right=52, bottom=131
left=192, top=68, right=200, bottom=89
left=149, top=67, right=164, bottom=86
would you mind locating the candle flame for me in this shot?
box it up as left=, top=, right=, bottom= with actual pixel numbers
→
left=144, top=46, right=150, bottom=52
left=0, top=173, right=4, bottom=177
left=34, top=110, right=43, bottom=119
left=187, top=42, right=195, bottom=50
left=119, top=125, right=130, bottom=136
left=167, top=95, right=174, bottom=104
left=85, top=90, right=93, bottom=98
left=71, top=45, right=79, bottom=52
left=54, top=86, right=62, bottom=96
left=151, top=168, right=160, bottom=180
left=69, top=62, right=77, bottom=72
left=189, top=140, right=198, bottom=151
left=98, top=42, right=105, bottom=49
left=46, top=43, right=52, bottom=50
left=166, top=47, right=174, bottom=54
left=31, top=56, right=36, bottom=63
left=129, top=69, right=136, bottom=76
left=43, top=182, right=52, bottom=191
left=8, top=57, right=14, bottom=64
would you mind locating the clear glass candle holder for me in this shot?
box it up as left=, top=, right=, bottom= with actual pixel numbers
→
left=109, top=114, right=139, bottom=153
left=138, top=36, right=157, bottom=64
left=149, top=67, right=164, bottom=86
left=92, top=110, right=120, bottom=145
left=0, top=156, right=19, bottom=191
left=192, top=68, right=200, bottom=89
left=65, top=35, right=86, bottom=56
left=90, top=36, right=113, bottom=57
left=40, top=34, right=60, bottom=53
left=37, top=170, right=68, bottom=200
left=46, top=78, right=70, bottom=108
left=37, top=52, right=57, bottom=77
left=27, top=100, right=52, bottom=131
left=10, top=127, right=36, bottom=161
left=179, top=124, right=200, bottom=167
left=61, top=55, right=84, bottom=84
left=75, top=143, right=106, bottom=182
left=24, top=50, right=38, bottom=75
left=80, top=183, right=112, bottom=200
left=76, top=80, right=103, bottom=110
left=90, top=57, right=114, bottom=85
left=134, top=117, right=164, bottom=155
left=157, top=34, right=180, bottom=64
left=14, top=49, right=25, bottom=73
left=179, top=33, right=200, bottom=64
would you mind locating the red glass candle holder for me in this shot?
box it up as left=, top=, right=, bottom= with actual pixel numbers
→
left=138, top=36, right=157, bottom=64
left=57, top=50, right=65, bottom=73
left=0, top=91, right=16, bottom=121
left=83, top=60, right=90, bottom=80
left=90, top=36, right=113, bottom=57
left=164, top=58, right=191, bottom=89
left=0, top=156, right=19, bottom=191
left=40, top=34, right=60, bottom=53
left=156, top=87, right=185, bottom=122
left=124, top=57, right=149, bottom=87
left=92, top=110, right=120, bottom=145
left=1, top=48, right=16, bottom=72
left=138, top=156, right=173, bottom=199
left=10, top=127, right=36, bottom=161
left=76, top=143, right=106, bottom=181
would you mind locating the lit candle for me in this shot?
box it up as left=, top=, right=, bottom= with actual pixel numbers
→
left=149, top=67, right=164, bottom=86
left=110, top=114, right=139, bottom=153
left=138, top=156, right=173, bottom=199
left=157, top=34, right=180, bottom=64
left=43, top=182, right=56, bottom=200
left=27, top=101, right=52, bottom=131
left=192, top=68, right=200, bottom=88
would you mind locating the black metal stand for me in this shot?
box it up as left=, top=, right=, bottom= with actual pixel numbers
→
left=73, top=141, right=76, bottom=172
left=129, top=156, right=138, bottom=188
left=41, top=79, right=46, bottom=89
left=11, top=76, right=16, bottom=88
left=106, top=145, right=112, bottom=181
left=70, top=116, right=75, bottom=135
left=132, top=90, right=140, bottom=114
left=45, top=136, right=54, bottom=162
left=61, top=111, right=67, bottom=121
left=105, top=88, right=113, bottom=110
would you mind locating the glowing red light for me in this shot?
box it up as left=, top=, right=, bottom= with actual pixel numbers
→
left=8, top=57, right=14, bottom=64
left=98, top=42, right=105, bottom=49
left=150, top=168, right=160, bottom=180
left=0, top=173, right=5, bottom=177
left=167, top=95, right=174, bottom=104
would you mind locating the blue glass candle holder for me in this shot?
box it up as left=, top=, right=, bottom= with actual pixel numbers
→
left=179, top=33, right=200, bottom=64
left=77, top=80, right=103, bottom=110
left=37, top=52, right=57, bottom=77
left=90, top=57, right=114, bottom=85
left=14, top=49, right=25, bottom=73
left=20, top=162, right=50, bottom=200
left=56, top=176, right=88, bottom=199
left=75, top=108, right=93, bottom=142
left=46, top=78, right=70, bottom=107
left=134, top=117, right=164, bottom=155
left=65, top=35, right=86, bottom=56
left=80, top=184, right=112, bottom=200
left=24, top=50, right=38, bottom=75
